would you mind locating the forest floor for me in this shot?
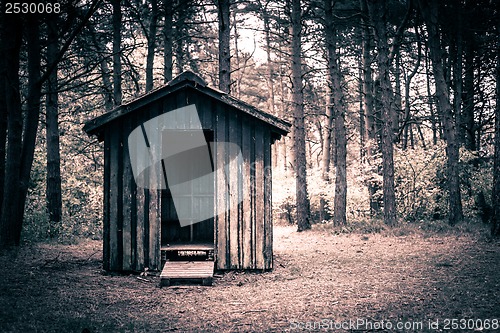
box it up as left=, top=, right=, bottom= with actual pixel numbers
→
left=1, top=223, right=500, bottom=333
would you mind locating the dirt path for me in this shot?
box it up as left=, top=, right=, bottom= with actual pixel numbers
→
left=1, top=225, right=499, bottom=332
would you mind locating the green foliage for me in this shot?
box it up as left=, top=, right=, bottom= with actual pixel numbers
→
left=273, top=140, right=494, bottom=233
left=459, top=148, right=493, bottom=219
left=320, top=218, right=386, bottom=234
left=393, top=143, right=493, bottom=223
left=23, top=127, right=103, bottom=244
left=393, top=142, right=447, bottom=221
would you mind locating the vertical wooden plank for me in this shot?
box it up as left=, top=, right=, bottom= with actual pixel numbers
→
left=128, top=119, right=137, bottom=271
left=109, top=124, right=122, bottom=271
left=148, top=102, right=161, bottom=270
left=250, top=122, right=256, bottom=269
left=135, top=191, right=146, bottom=272
left=122, top=118, right=133, bottom=271
left=228, top=110, right=240, bottom=269
left=215, top=105, right=228, bottom=269
left=102, top=129, right=111, bottom=271
left=263, top=128, right=273, bottom=270
left=198, top=91, right=213, bottom=130
left=135, top=111, right=146, bottom=271
left=254, top=123, right=265, bottom=269
left=242, top=117, right=252, bottom=269
left=130, top=177, right=137, bottom=270
left=176, top=87, right=187, bottom=128
left=211, top=100, right=218, bottom=264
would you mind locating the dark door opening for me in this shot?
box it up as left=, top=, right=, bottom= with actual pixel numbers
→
left=160, top=130, right=214, bottom=248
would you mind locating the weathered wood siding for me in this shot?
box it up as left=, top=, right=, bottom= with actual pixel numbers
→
left=212, top=91, right=273, bottom=270
left=102, top=87, right=273, bottom=271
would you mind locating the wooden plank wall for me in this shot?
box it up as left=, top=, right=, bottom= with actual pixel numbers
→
left=103, top=88, right=274, bottom=272
left=213, top=99, right=273, bottom=271
left=103, top=100, right=163, bottom=272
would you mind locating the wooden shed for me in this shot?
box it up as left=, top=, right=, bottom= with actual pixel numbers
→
left=84, top=71, right=290, bottom=273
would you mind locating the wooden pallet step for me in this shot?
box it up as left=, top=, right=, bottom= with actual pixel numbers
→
left=160, top=261, right=214, bottom=286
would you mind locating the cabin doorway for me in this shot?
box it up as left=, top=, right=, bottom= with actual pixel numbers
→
left=160, top=130, right=215, bottom=249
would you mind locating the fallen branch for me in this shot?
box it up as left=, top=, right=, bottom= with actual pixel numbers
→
left=242, top=309, right=267, bottom=314
left=136, top=276, right=152, bottom=283
left=86, top=250, right=99, bottom=261
left=40, top=254, right=61, bottom=268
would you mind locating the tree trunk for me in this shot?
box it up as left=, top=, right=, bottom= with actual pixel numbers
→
left=425, top=45, right=439, bottom=144
left=146, top=0, right=158, bottom=92
left=112, top=0, right=122, bottom=105
left=393, top=53, right=402, bottom=139
left=0, top=14, right=23, bottom=248
left=402, top=25, right=422, bottom=150
left=291, top=0, right=311, bottom=231
left=218, top=0, right=231, bottom=93
left=46, top=17, right=62, bottom=237
left=463, top=43, right=475, bottom=150
left=452, top=5, right=464, bottom=148
left=367, top=0, right=397, bottom=226
left=163, top=0, right=173, bottom=83
left=174, top=2, right=186, bottom=74
left=491, top=16, right=500, bottom=237
left=322, top=101, right=333, bottom=181
left=0, top=14, right=7, bottom=217
left=261, top=1, right=276, bottom=115
left=18, top=15, right=43, bottom=237
left=360, top=0, right=381, bottom=214
left=420, top=0, right=463, bottom=225
left=324, top=0, right=347, bottom=226
left=232, top=10, right=241, bottom=98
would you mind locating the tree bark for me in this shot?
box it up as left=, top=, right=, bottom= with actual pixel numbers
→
left=0, top=13, right=7, bottom=217
left=112, top=0, right=122, bottom=105
left=163, top=0, right=173, bottom=83
left=420, top=0, right=463, bottom=225
left=425, top=45, right=439, bottom=144
left=402, top=25, right=421, bottom=149
left=291, top=0, right=311, bottom=231
left=174, top=1, right=187, bottom=74
left=261, top=0, right=276, bottom=115
left=324, top=0, right=347, bottom=226
left=322, top=100, right=333, bottom=181
left=360, top=0, right=381, bottom=214
left=491, top=15, right=500, bottom=237
left=463, top=43, right=475, bottom=150
left=218, top=0, right=231, bottom=93
left=46, top=16, right=62, bottom=236
left=367, top=0, right=397, bottom=226
left=17, top=16, right=43, bottom=238
left=0, top=14, right=23, bottom=248
left=146, top=0, right=158, bottom=92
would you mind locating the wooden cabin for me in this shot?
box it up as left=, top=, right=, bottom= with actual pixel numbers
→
left=84, top=71, right=290, bottom=273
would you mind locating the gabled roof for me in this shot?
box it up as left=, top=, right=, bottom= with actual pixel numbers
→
left=83, top=70, right=291, bottom=139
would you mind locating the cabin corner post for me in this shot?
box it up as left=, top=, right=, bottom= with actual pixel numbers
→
left=108, top=125, right=124, bottom=271
left=264, top=128, right=273, bottom=270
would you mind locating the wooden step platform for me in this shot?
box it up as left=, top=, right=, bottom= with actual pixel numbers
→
left=160, top=261, right=214, bottom=286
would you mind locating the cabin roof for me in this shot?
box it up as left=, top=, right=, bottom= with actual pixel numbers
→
left=83, top=70, right=291, bottom=140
